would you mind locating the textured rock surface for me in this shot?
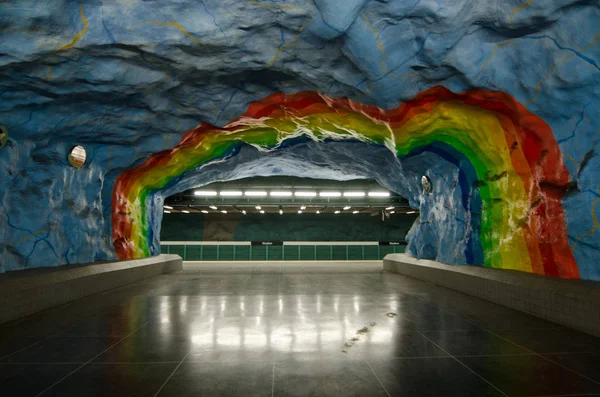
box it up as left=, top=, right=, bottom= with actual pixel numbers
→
left=0, top=1, right=599, bottom=279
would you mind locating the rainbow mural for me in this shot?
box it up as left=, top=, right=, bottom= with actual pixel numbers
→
left=112, top=86, right=579, bottom=278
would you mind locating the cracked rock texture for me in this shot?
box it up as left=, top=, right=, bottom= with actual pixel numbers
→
left=0, top=0, right=599, bottom=279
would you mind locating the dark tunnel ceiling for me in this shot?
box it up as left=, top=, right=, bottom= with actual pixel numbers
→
left=164, top=176, right=414, bottom=216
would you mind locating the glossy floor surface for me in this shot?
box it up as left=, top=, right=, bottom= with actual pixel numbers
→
left=1, top=262, right=600, bottom=397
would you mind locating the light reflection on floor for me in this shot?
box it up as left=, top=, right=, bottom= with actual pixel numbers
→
left=151, top=292, right=401, bottom=354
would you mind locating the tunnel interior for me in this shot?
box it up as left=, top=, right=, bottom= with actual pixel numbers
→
left=158, top=175, right=419, bottom=256
left=1, top=1, right=600, bottom=394
left=0, top=0, right=599, bottom=282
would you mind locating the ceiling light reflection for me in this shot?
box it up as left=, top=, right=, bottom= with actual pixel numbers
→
left=220, top=190, right=243, bottom=197
left=244, top=191, right=267, bottom=197
left=295, top=191, right=317, bottom=197
left=270, top=191, right=293, bottom=197
left=368, top=191, right=390, bottom=197
left=194, top=190, right=218, bottom=196
left=320, top=191, right=341, bottom=197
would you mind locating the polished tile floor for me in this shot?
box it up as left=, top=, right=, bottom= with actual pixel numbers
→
left=1, top=262, right=600, bottom=396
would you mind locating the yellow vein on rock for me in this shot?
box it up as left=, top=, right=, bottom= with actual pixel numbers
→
left=246, top=0, right=303, bottom=11
left=510, top=0, right=534, bottom=23
left=267, top=17, right=311, bottom=66
left=130, top=21, right=203, bottom=45
left=58, top=0, right=89, bottom=51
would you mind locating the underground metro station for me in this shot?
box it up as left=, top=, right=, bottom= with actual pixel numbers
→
left=1, top=0, right=600, bottom=396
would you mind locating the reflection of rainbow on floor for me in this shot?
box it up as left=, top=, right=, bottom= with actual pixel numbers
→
left=112, top=86, right=578, bottom=279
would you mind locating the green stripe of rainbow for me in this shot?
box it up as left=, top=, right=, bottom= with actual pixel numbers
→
left=112, top=86, right=579, bottom=278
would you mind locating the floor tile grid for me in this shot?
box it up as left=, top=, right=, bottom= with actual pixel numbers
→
left=472, top=325, right=600, bottom=389
left=407, top=284, right=564, bottom=332
left=154, top=352, right=192, bottom=397
left=0, top=338, right=48, bottom=362
left=390, top=321, right=510, bottom=397
left=35, top=319, right=152, bottom=397
left=271, top=269, right=282, bottom=397
left=363, top=357, right=393, bottom=397
left=155, top=270, right=286, bottom=396
left=411, top=290, right=600, bottom=392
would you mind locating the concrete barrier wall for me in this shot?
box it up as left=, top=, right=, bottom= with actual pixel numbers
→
left=384, top=254, right=600, bottom=338
left=0, top=254, right=182, bottom=324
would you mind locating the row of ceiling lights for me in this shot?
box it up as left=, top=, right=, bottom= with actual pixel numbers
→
left=164, top=205, right=417, bottom=215
left=193, top=189, right=391, bottom=197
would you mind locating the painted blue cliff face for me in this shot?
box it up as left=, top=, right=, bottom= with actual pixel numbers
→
left=0, top=1, right=599, bottom=279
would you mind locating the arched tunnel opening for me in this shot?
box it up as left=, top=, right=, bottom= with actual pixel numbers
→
left=111, top=89, right=578, bottom=277
left=1, top=1, right=600, bottom=394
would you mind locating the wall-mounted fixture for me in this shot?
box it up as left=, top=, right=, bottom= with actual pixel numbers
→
left=421, top=175, right=432, bottom=193
left=0, top=126, right=7, bottom=149
left=68, top=145, right=86, bottom=167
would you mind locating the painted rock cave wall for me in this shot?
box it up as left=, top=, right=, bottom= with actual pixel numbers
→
left=0, top=0, right=599, bottom=280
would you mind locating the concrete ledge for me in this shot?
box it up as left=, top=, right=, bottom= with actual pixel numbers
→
left=384, top=254, right=600, bottom=337
left=184, top=260, right=382, bottom=273
left=0, top=254, right=182, bottom=324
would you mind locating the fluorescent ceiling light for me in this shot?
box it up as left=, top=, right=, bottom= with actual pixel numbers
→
left=390, top=211, right=395, bottom=214
left=298, top=210, right=302, bottom=214
left=300, top=206, right=306, bottom=210
left=406, top=211, right=416, bottom=214
left=343, top=206, right=351, bottom=210
left=221, top=210, right=227, bottom=214
left=255, top=206, right=261, bottom=210
left=295, top=191, right=317, bottom=197
left=209, top=205, right=218, bottom=210
left=368, top=191, right=390, bottom=197
left=279, top=209, right=283, bottom=215
left=182, top=210, right=190, bottom=214
left=220, top=190, right=242, bottom=197
left=164, top=210, right=171, bottom=214
left=244, top=191, right=267, bottom=197
left=343, top=191, right=365, bottom=197
left=194, top=190, right=217, bottom=196
left=201, top=210, right=208, bottom=214
left=259, top=210, right=265, bottom=214
left=270, top=191, right=293, bottom=197
left=352, top=210, right=359, bottom=214
left=164, top=205, right=173, bottom=209
left=320, top=191, right=341, bottom=197
left=386, top=206, right=394, bottom=210
left=334, top=210, right=340, bottom=214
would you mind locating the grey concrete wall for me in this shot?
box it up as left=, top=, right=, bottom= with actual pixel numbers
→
left=384, top=254, right=600, bottom=338
left=0, top=254, right=182, bottom=324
